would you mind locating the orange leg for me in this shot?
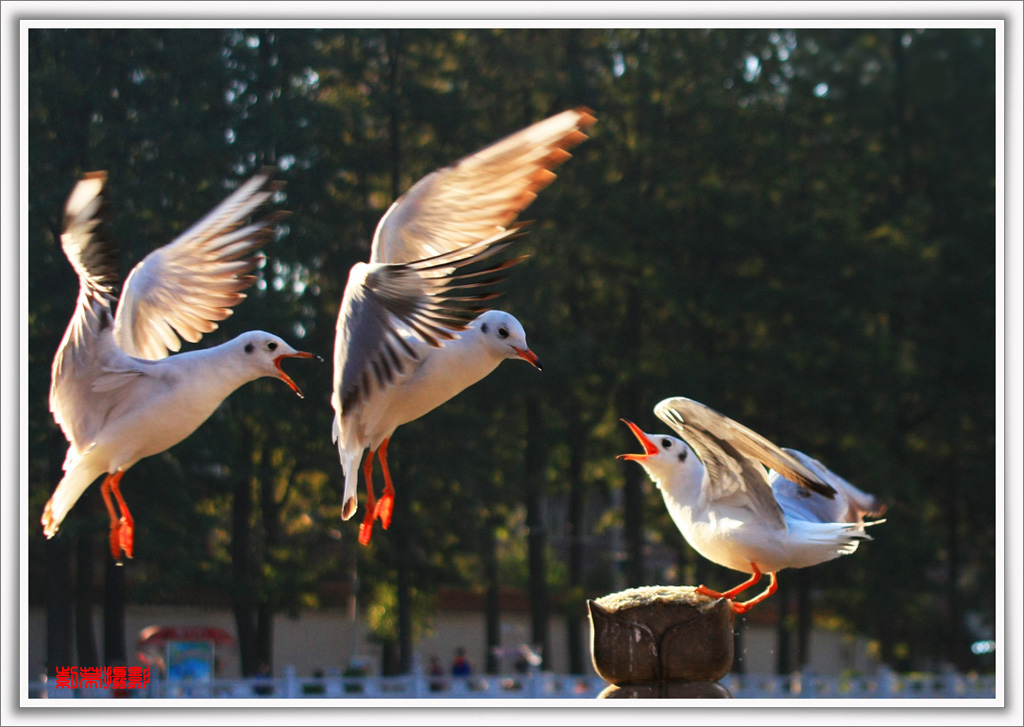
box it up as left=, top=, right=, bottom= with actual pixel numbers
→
left=358, top=453, right=378, bottom=546
left=372, top=438, right=395, bottom=530
left=696, top=562, right=764, bottom=600
left=100, top=472, right=133, bottom=562
left=731, top=572, right=779, bottom=614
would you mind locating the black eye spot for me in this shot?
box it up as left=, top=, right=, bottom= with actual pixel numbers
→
left=662, top=438, right=673, bottom=449
left=678, top=450, right=688, bottom=462
left=481, top=322, right=489, bottom=334
left=268, top=341, right=278, bottom=351
left=244, top=343, right=254, bottom=354
left=498, top=327, right=509, bottom=339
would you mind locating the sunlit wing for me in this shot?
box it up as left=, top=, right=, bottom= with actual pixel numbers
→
left=50, top=172, right=135, bottom=463
left=334, top=225, right=528, bottom=415
left=654, top=397, right=837, bottom=529
left=112, top=168, right=285, bottom=360
left=369, top=108, right=595, bottom=265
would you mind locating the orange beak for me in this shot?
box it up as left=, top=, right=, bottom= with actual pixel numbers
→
left=616, top=419, right=659, bottom=461
left=513, top=346, right=543, bottom=371
left=274, top=351, right=316, bottom=398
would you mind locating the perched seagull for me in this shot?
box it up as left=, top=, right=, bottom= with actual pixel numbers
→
left=332, top=108, right=596, bottom=545
left=618, top=396, right=886, bottom=613
left=42, top=169, right=315, bottom=562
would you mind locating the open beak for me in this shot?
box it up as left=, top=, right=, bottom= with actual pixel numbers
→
left=274, top=351, right=316, bottom=398
left=513, top=346, right=543, bottom=371
left=616, top=419, right=659, bottom=461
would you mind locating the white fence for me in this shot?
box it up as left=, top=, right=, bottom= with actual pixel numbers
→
left=28, top=669, right=996, bottom=701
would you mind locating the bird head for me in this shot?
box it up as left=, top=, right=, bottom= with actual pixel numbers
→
left=236, top=331, right=317, bottom=398
left=474, top=310, right=542, bottom=370
left=617, top=419, right=702, bottom=490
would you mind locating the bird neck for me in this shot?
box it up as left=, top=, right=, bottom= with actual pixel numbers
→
left=425, top=330, right=504, bottom=384
left=652, top=462, right=706, bottom=514
left=175, top=339, right=265, bottom=399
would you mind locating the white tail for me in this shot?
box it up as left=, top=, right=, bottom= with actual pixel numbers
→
left=333, top=414, right=361, bottom=521
left=42, top=447, right=107, bottom=538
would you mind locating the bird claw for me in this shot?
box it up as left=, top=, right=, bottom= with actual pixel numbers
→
left=109, top=518, right=134, bottom=562
left=119, top=517, right=134, bottom=560
left=373, top=493, right=394, bottom=530
left=695, top=584, right=725, bottom=599
left=359, top=510, right=375, bottom=546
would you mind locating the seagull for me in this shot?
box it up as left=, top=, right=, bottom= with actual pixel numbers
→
left=618, top=396, right=886, bottom=613
left=42, top=168, right=315, bottom=562
left=332, top=108, right=596, bottom=545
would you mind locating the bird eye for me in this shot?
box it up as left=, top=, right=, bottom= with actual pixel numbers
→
left=662, top=438, right=673, bottom=449
left=244, top=343, right=254, bottom=354
left=498, top=328, right=509, bottom=339
left=268, top=341, right=278, bottom=351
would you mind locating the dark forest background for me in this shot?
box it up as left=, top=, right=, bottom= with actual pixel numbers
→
left=26, top=27, right=996, bottom=678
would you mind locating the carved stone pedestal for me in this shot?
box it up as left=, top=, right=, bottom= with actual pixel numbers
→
left=588, top=585, right=734, bottom=699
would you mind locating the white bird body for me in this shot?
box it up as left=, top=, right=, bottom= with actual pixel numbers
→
left=330, top=108, right=594, bottom=544
left=42, top=169, right=313, bottom=560
left=340, top=311, right=531, bottom=452
left=44, top=330, right=309, bottom=535
left=620, top=396, right=885, bottom=612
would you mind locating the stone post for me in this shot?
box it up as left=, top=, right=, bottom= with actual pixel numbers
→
left=588, top=586, right=734, bottom=698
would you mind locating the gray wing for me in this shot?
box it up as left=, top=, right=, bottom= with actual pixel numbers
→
left=112, top=168, right=285, bottom=360
left=334, top=225, right=528, bottom=415
left=369, top=108, right=595, bottom=265
left=771, top=448, right=887, bottom=524
left=654, top=397, right=837, bottom=530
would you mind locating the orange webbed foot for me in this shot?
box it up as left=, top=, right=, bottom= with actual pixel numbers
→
left=359, top=508, right=375, bottom=546
left=109, top=523, right=124, bottom=563
left=373, top=491, right=394, bottom=530
left=695, top=584, right=725, bottom=599
left=119, top=517, right=134, bottom=560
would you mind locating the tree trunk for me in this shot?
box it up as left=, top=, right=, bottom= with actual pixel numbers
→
left=565, top=406, right=586, bottom=674
left=74, top=533, right=99, bottom=668
left=396, top=527, right=413, bottom=674
left=775, top=586, right=791, bottom=675
left=733, top=617, right=746, bottom=675
left=796, top=569, right=811, bottom=670
left=385, top=28, right=414, bottom=677
left=103, top=554, right=127, bottom=666
left=619, top=283, right=646, bottom=587
left=231, top=423, right=258, bottom=676
left=45, top=535, right=74, bottom=679
left=257, top=443, right=279, bottom=675
left=484, top=522, right=500, bottom=675
left=524, top=396, right=550, bottom=668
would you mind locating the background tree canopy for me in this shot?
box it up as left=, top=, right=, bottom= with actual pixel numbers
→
left=25, top=27, right=997, bottom=676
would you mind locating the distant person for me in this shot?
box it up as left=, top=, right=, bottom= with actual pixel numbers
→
left=451, top=648, right=472, bottom=677
left=253, top=661, right=273, bottom=696
left=428, top=655, right=446, bottom=692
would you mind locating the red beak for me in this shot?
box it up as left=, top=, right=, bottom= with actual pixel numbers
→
left=616, top=419, right=659, bottom=461
left=274, top=351, right=315, bottom=398
left=513, top=346, right=543, bottom=371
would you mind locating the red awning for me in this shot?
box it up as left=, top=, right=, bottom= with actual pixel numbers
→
left=137, top=626, right=236, bottom=647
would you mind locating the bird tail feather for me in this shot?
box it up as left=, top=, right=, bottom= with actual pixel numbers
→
left=42, top=447, right=105, bottom=538
left=789, top=518, right=886, bottom=562
left=334, top=414, right=362, bottom=521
